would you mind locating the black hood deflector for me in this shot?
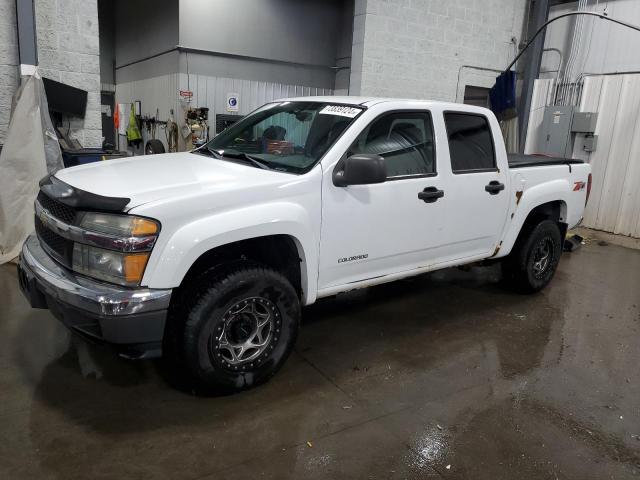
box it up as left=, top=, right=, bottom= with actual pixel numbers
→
left=39, top=174, right=130, bottom=212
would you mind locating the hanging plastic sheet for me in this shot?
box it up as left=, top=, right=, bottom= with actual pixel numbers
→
left=0, top=70, right=63, bottom=263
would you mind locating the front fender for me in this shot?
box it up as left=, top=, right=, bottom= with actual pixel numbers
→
left=142, top=201, right=319, bottom=304
left=499, top=178, right=571, bottom=257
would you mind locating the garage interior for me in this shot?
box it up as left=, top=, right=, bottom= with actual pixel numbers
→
left=1, top=0, right=640, bottom=479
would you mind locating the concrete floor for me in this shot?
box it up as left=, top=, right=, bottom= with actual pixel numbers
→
left=1, top=241, right=639, bottom=480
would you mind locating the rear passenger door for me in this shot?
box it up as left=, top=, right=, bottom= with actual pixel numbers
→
left=442, top=112, right=509, bottom=259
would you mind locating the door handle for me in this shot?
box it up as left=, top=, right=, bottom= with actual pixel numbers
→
left=418, top=186, right=444, bottom=203
left=485, top=181, right=505, bottom=195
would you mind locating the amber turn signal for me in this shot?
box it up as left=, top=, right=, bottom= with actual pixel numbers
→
left=124, top=253, right=151, bottom=283
left=131, top=218, right=159, bottom=236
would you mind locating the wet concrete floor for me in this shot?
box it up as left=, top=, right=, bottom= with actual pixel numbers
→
left=1, top=241, right=639, bottom=479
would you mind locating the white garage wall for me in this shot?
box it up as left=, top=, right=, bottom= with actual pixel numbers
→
left=115, top=73, right=332, bottom=152
left=578, top=74, right=640, bottom=238
left=542, top=0, right=640, bottom=79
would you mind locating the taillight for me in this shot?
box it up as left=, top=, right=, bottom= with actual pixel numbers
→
left=586, top=173, right=592, bottom=206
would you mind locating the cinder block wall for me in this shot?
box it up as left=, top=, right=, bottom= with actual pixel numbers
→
left=35, top=0, right=102, bottom=147
left=0, top=0, right=102, bottom=148
left=0, top=0, right=18, bottom=146
left=351, top=0, right=527, bottom=101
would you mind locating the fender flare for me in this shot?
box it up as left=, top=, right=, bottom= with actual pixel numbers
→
left=142, top=202, right=319, bottom=304
left=499, top=179, right=570, bottom=257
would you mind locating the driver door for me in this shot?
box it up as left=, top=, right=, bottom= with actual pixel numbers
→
left=318, top=110, right=448, bottom=291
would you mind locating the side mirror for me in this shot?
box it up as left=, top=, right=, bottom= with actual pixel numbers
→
left=333, top=153, right=387, bottom=187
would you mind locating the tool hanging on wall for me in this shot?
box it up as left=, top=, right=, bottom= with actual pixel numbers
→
left=139, top=108, right=180, bottom=155
left=164, top=109, right=178, bottom=152
left=140, top=109, right=165, bottom=155
left=185, top=107, right=209, bottom=150
left=138, top=108, right=181, bottom=154
left=143, top=108, right=165, bottom=155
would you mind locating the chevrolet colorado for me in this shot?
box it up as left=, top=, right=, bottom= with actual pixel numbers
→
left=18, top=97, right=592, bottom=393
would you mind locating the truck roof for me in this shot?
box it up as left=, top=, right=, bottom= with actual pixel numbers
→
left=277, top=96, right=484, bottom=111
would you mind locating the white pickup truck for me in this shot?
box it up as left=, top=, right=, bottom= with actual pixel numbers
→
left=18, top=97, right=591, bottom=393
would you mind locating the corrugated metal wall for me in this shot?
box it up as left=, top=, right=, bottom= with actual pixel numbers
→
left=115, top=74, right=333, bottom=151
left=177, top=73, right=333, bottom=116
left=578, top=74, right=640, bottom=238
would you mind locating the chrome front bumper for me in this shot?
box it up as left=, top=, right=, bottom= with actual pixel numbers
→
left=18, top=234, right=172, bottom=358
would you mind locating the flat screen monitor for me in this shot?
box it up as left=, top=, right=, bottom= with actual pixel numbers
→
left=42, top=77, right=87, bottom=117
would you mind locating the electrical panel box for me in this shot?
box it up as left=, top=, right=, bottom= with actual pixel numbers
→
left=537, top=106, right=574, bottom=157
left=582, top=135, right=598, bottom=152
left=571, top=111, right=598, bottom=133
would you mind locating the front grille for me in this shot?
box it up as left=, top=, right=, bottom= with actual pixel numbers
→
left=37, top=191, right=77, bottom=224
left=35, top=215, right=73, bottom=268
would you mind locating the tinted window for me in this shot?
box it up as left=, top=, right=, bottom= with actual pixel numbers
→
left=444, top=113, right=495, bottom=173
left=349, top=112, right=435, bottom=178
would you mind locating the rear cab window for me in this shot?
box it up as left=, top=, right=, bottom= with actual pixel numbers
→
left=444, top=112, right=496, bottom=174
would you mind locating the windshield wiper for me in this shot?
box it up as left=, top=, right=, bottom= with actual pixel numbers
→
left=193, top=146, right=223, bottom=159
left=216, top=149, right=272, bottom=170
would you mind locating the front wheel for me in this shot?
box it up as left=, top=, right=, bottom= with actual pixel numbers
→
left=165, top=263, right=300, bottom=394
left=502, top=219, right=563, bottom=293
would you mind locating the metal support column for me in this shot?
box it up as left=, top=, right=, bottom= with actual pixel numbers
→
left=518, top=0, right=550, bottom=152
left=15, top=0, right=38, bottom=76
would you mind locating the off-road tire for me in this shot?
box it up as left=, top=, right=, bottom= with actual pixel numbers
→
left=502, top=219, right=563, bottom=293
left=164, top=262, right=300, bottom=395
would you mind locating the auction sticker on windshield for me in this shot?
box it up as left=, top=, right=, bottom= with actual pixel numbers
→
left=319, top=105, right=362, bottom=118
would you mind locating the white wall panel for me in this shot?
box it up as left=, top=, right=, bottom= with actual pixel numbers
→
left=616, top=94, right=640, bottom=236
left=579, top=74, right=640, bottom=238
left=595, top=76, right=640, bottom=233
left=583, top=76, right=622, bottom=230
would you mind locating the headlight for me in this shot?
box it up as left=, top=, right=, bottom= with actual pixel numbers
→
left=72, top=213, right=160, bottom=286
left=79, top=212, right=159, bottom=237
left=73, top=243, right=150, bottom=287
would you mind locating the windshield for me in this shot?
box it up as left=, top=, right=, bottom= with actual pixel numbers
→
left=203, top=101, right=364, bottom=174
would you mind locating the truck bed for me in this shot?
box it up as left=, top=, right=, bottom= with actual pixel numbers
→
left=508, top=153, right=584, bottom=169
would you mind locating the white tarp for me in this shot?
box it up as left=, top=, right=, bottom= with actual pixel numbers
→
left=0, top=71, right=63, bottom=263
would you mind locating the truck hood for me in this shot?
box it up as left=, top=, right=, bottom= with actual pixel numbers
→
left=54, top=152, right=288, bottom=209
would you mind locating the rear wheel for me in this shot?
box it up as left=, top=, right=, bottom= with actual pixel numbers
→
left=502, top=219, right=563, bottom=293
left=165, top=262, right=300, bottom=394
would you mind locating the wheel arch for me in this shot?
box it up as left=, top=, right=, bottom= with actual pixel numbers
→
left=501, top=198, right=568, bottom=257
left=178, top=234, right=308, bottom=301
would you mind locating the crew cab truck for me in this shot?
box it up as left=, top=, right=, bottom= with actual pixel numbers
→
left=18, top=97, right=592, bottom=393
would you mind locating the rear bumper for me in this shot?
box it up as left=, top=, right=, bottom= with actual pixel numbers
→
left=18, top=235, right=172, bottom=359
